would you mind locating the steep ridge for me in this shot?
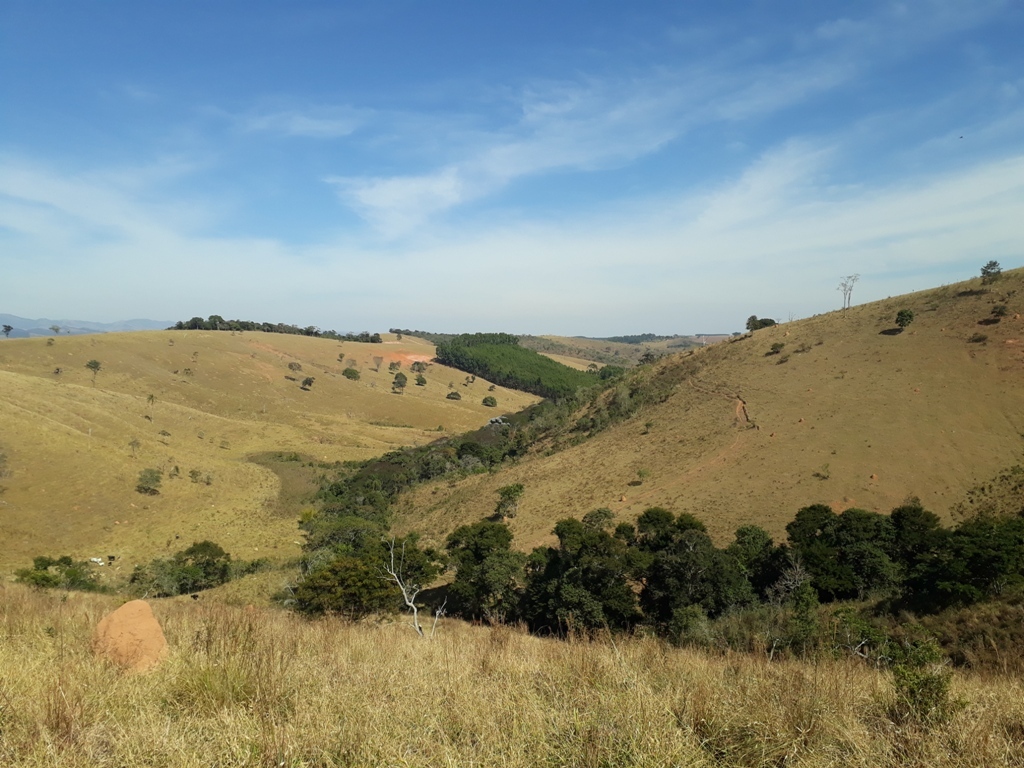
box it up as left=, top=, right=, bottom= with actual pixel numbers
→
left=396, top=269, right=1024, bottom=549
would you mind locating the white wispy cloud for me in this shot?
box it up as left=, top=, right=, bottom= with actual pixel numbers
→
left=3, top=133, right=1021, bottom=333
left=239, top=106, right=369, bottom=138
left=326, top=1, right=1007, bottom=237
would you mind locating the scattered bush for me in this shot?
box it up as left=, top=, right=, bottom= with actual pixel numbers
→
left=136, top=468, right=163, bottom=495
left=968, top=333, right=988, bottom=344
left=288, top=362, right=302, bottom=372
left=446, top=391, right=462, bottom=400
left=129, top=540, right=233, bottom=597
left=895, top=309, right=915, bottom=330
left=342, top=368, right=360, bottom=380
left=766, top=342, right=785, bottom=356
left=482, top=396, right=497, bottom=407
left=16, top=555, right=105, bottom=592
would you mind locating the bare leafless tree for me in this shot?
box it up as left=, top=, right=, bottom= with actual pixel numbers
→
left=837, top=274, right=860, bottom=315
left=382, top=538, right=445, bottom=638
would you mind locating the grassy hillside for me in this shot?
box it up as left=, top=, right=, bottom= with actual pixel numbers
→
left=396, top=269, right=1024, bottom=550
left=521, top=333, right=724, bottom=367
left=3, top=584, right=1023, bottom=767
left=0, top=331, right=539, bottom=574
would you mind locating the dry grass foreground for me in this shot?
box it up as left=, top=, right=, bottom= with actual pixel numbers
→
left=0, top=331, right=539, bottom=574
left=397, top=269, right=1024, bottom=550
left=1, top=584, right=1023, bottom=768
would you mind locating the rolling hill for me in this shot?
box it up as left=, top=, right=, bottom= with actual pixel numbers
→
left=0, top=330, right=539, bottom=574
left=394, top=268, right=1024, bottom=551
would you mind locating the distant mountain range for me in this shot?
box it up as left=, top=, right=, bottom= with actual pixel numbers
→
left=0, top=314, right=171, bottom=339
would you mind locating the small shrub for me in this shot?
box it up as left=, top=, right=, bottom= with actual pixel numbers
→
left=482, top=396, right=497, bottom=407
left=992, top=304, right=1008, bottom=319
left=415, top=374, right=426, bottom=386
left=968, top=333, right=988, bottom=344
left=342, top=368, right=360, bottom=380
left=888, top=639, right=962, bottom=726
left=446, top=391, right=462, bottom=401
left=288, top=362, right=302, bottom=372
left=766, top=342, right=785, bottom=356
left=136, top=468, right=163, bottom=495
left=16, top=555, right=104, bottom=592
left=895, top=309, right=915, bottom=330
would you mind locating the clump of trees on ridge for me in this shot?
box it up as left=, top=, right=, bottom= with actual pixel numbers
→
left=171, top=315, right=382, bottom=342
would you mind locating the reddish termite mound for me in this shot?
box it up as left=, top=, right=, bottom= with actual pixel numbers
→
left=92, top=600, right=168, bottom=672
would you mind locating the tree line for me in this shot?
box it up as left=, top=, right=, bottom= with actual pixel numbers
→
left=171, top=315, right=382, bottom=343
left=294, top=491, right=1024, bottom=654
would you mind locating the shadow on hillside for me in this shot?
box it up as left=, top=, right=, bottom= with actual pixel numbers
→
left=957, top=288, right=989, bottom=297
left=878, top=328, right=903, bottom=336
left=977, top=318, right=1001, bottom=326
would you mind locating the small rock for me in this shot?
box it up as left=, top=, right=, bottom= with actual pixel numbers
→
left=92, top=600, right=168, bottom=672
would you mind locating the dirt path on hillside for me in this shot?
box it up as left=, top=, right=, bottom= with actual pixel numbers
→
left=617, top=379, right=756, bottom=509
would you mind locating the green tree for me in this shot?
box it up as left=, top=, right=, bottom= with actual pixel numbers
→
left=293, top=555, right=399, bottom=617
left=520, top=518, right=640, bottom=633
left=980, top=260, right=1002, bottom=284
left=49, top=324, right=61, bottom=335
left=85, top=359, right=101, bottom=384
left=392, top=371, right=408, bottom=393
left=129, top=540, right=232, bottom=597
left=342, top=368, right=360, bottom=380
left=482, top=395, right=497, bottom=407
left=745, top=316, right=777, bottom=332
left=1, top=324, right=12, bottom=338
left=494, top=483, right=524, bottom=520
left=446, top=520, right=525, bottom=622
left=415, top=373, right=427, bottom=386
left=895, top=309, right=915, bottom=331
left=301, top=376, right=316, bottom=390
left=16, top=555, right=104, bottom=592
left=446, top=390, right=461, bottom=400
left=136, top=467, right=162, bottom=495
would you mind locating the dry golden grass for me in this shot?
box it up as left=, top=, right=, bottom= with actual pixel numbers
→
left=0, top=331, right=538, bottom=574
left=3, top=582, right=1024, bottom=767
left=398, top=270, right=1024, bottom=550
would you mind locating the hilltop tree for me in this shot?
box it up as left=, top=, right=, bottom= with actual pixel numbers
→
left=2, top=324, right=12, bottom=338
left=85, top=359, right=101, bottom=384
left=895, top=309, right=915, bottom=331
left=49, top=324, right=61, bottom=335
left=745, top=316, right=777, bottom=332
left=980, top=260, right=1002, bottom=285
left=837, top=274, right=860, bottom=314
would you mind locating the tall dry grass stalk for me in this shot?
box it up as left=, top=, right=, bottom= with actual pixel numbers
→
left=2, top=583, right=1024, bottom=767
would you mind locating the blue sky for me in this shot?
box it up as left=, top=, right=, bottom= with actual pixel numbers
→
left=1, top=1, right=1022, bottom=335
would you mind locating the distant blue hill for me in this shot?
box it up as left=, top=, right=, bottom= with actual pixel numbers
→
left=0, top=314, right=172, bottom=339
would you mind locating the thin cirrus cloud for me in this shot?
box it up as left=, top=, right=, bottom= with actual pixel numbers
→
left=239, top=107, right=369, bottom=138
left=321, top=1, right=1009, bottom=238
